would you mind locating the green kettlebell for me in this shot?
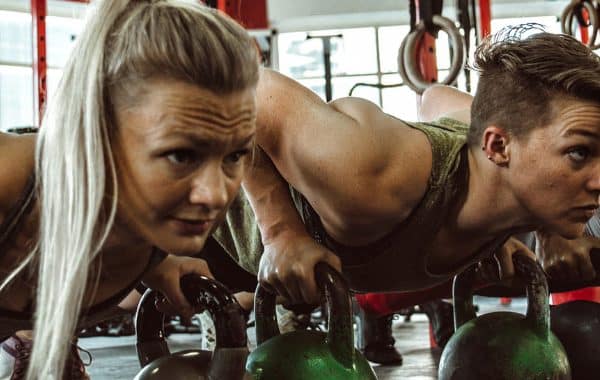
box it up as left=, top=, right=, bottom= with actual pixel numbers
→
left=245, top=262, right=377, bottom=380
left=134, top=274, right=250, bottom=380
left=438, top=255, right=571, bottom=380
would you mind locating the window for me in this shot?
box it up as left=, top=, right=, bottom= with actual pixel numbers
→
left=277, top=15, right=563, bottom=122
left=0, top=11, right=33, bottom=131
left=277, top=24, right=467, bottom=121
left=491, top=16, right=561, bottom=34
left=0, top=10, right=83, bottom=131
left=0, top=65, right=34, bottom=129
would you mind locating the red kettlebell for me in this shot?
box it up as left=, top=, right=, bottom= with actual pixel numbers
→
left=134, top=274, right=249, bottom=380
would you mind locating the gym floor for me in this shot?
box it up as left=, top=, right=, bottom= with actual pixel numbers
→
left=81, top=296, right=527, bottom=379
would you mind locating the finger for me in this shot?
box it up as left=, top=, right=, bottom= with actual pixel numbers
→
left=180, top=258, right=214, bottom=280
left=283, top=264, right=308, bottom=303
left=258, top=266, right=283, bottom=296
left=160, top=281, right=193, bottom=318
left=322, top=253, right=342, bottom=272
left=495, top=252, right=515, bottom=281
left=299, top=270, right=320, bottom=305
left=545, top=261, right=562, bottom=280
left=549, top=260, right=570, bottom=282
left=285, top=280, right=305, bottom=305
left=478, top=258, right=500, bottom=283
left=587, top=236, right=600, bottom=249
left=578, top=255, right=596, bottom=281
left=268, top=277, right=293, bottom=304
left=564, top=258, right=581, bottom=282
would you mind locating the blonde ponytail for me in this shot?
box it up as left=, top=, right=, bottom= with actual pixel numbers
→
left=25, top=0, right=259, bottom=378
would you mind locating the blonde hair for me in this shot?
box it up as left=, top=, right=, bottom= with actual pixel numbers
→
left=26, top=0, right=258, bottom=378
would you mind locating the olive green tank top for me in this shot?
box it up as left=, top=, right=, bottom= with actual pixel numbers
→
left=291, top=117, right=509, bottom=292
left=213, top=118, right=510, bottom=293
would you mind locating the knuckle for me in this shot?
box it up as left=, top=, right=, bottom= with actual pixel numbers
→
left=265, top=272, right=278, bottom=283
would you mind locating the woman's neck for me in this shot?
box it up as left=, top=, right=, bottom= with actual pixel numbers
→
left=99, top=218, right=153, bottom=273
left=82, top=219, right=154, bottom=308
left=455, top=148, right=538, bottom=239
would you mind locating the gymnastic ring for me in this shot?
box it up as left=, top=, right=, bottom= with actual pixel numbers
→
left=398, top=15, right=465, bottom=94
left=562, top=0, right=599, bottom=48
left=397, top=34, right=421, bottom=93
left=561, top=0, right=599, bottom=48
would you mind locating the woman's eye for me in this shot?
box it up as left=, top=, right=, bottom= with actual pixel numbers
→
left=567, top=146, right=590, bottom=163
left=225, top=149, right=250, bottom=164
left=166, top=150, right=196, bottom=165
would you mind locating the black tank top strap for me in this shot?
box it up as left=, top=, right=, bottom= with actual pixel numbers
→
left=82, top=247, right=168, bottom=314
left=0, top=174, right=35, bottom=248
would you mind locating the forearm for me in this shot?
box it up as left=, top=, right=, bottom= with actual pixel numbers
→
left=242, top=147, right=308, bottom=245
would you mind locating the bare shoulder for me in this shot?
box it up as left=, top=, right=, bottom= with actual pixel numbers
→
left=328, top=96, right=388, bottom=126
left=0, top=132, right=36, bottom=219
left=320, top=97, right=432, bottom=222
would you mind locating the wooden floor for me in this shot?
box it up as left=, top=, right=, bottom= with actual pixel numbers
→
left=81, top=297, right=526, bottom=379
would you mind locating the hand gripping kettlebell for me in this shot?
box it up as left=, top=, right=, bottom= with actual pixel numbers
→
left=438, top=254, right=571, bottom=380
left=134, top=274, right=249, bottom=380
left=245, top=262, right=377, bottom=380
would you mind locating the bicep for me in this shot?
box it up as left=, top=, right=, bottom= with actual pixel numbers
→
left=283, top=97, right=393, bottom=191
left=280, top=97, right=426, bottom=221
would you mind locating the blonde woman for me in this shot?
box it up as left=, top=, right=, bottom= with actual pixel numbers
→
left=0, top=0, right=259, bottom=378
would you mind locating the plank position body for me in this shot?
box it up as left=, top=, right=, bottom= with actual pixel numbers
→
left=215, top=27, right=600, bottom=308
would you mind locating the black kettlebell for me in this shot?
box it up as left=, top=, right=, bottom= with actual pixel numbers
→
left=134, top=274, right=249, bottom=380
left=551, top=300, right=600, bottom=380
left=439, top=254, right=571, bottom=380
left=548, top=248, right=600, bottom=380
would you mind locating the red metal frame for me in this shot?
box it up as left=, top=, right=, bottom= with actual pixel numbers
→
left=217, top=0, right=268, bottom=29
left=478, top=0, right=492, bottom=39
left=30, top=0, right=265, bottom=124
left=31, top=0, right=47, bottom=126
left=579, top=6, right=590, bottom=45
left=414, top=0, right=438, bottom=107
left=31, top=0, right=88, bottom=126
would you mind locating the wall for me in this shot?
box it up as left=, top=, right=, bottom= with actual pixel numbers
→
left=268, top=0, right=570, bottom=31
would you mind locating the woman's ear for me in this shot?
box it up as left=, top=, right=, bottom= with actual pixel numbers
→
left=482, top=125, right=510, bottom=166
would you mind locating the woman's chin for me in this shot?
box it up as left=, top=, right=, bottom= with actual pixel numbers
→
left=156, top=236, right=208, bottom=256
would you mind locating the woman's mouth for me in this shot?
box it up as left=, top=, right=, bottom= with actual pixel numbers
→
left=171, top=217, right=214, bottom=235
left=573, top=205, right=598, bottom=220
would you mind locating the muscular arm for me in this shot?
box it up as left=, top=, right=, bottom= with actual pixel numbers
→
left=242, top=147, right=340, bottom=303
left=256, top=69, right=430, bottom=242
left=242, top=147, right=307, bottom=246
left=244, top=69, right=431, bottom=302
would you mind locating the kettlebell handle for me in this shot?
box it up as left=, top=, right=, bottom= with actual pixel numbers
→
left=254, top=262, right=355, bottom=368
left=135, top=274, right=247, bottom=366
left=453, top=254, right=550, bottom=337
